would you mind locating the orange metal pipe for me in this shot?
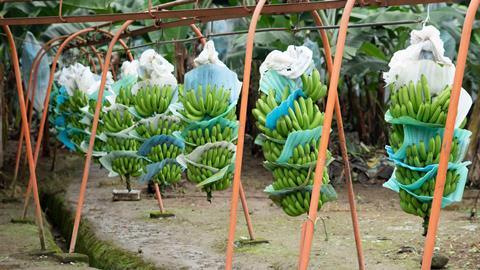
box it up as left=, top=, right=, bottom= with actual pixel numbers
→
left=238, top=182, right=255, bottom=240
left=1, top=24, right=46, bottom=249
left=225, top=0, right=267, bottom=269
left=189, top=22, right=257, bottom=241
left=421, top=1, right=479, bottom=268
left=81, top=47, right=97, bottom=73
left=17, top=38, right=100, bottom=199
left=96, top=29, right=133, bottom=61
left=298, top=0, right=356, bottom=268
left=69, top=20, right=135, bottom=253
left=310, top=9, right=365, bottom=269
left=12, top=36, right=67, bottom=188
left=21, top=30, right=132, bottom=217
left=154, top=183, right=166, bottom=212
left=21, top=28, right=96, bottom=218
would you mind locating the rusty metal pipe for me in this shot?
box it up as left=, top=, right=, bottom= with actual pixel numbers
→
left=0, top=0, right=449, bottom=26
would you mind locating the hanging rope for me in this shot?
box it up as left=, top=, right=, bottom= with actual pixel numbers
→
left=423, top=4, right=431, bottom=28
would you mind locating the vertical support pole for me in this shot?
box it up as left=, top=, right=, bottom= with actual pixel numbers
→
left=2, top=24, right=46, bottom=250
left=297, top=0, right=356, bottom=268
left=69, top=20, right=135, bottom=253
left=225, top=1, right=267, bottom=269
left=154, top=183, right=165, bottom=213
left=310, top=9, right=365, bottom=269
left=421, top=1, right=479, bottom=268
left=238, top=183, right=255, bottom=240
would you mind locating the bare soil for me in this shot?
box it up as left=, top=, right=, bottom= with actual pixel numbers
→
left=54, top=150, right=480, bottom=270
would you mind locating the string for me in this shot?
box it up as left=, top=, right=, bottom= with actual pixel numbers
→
left=422, top=4, right=431, bottom=28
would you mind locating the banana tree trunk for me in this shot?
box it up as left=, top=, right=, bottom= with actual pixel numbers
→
left=467, top=96, right=480, bottom=186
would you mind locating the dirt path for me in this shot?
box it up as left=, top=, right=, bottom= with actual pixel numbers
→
left=60, top=151, right=480, bottom=270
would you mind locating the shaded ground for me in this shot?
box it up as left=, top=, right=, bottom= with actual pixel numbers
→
left=0, top=191, right=96, bottom=270
left=51, top=149, right=480, bottom=270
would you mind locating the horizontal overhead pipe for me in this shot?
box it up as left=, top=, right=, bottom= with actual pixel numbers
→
left=94, top=19, right=421, bottom=53
left=0, top=0, right=450, bottom=25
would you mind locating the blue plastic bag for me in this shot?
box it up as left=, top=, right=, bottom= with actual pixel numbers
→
left=184, top=64, right=241, bottom=105
left=386, top=125, right=471, bottom=168
left=384, top=162, right=470, bottom=207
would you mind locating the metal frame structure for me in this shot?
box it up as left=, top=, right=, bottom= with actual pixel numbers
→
left=10, top=34, right=101, bottom=194
left=20, top=29, right=133, bottom=220
left=1, top=0, right=478, bottom=269
left=15, top=34, right=115, bottom=215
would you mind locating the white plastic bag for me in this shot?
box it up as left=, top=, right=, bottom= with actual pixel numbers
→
left=194, top=40, right=226, bottom=67
left=137, top=49, right=177, bottom=87
left=384, top=26, right=455, bottom=94
left=384, top=26, right=472, bottom=127
left=259, top=45, right=313, bottom=80
left=56, top=62, right=114, bottom=97
left=120, top=59, right=140, bottom=79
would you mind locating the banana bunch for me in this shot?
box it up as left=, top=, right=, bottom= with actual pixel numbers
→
left=399, top=189, right=430, bottom=218
left=103, top=110, right=134, bottom=133
left=272, top=167, right=328, bottom=190
left=403, top=135, right=460, bottom=167
left=281, top=190, right=327, bottom=217
left=111, top=156, right=143, bottom=177
left=394, top=166, right=427, bottom=185
left=287, top=139, right=331, bottom=165
left=389, top=76, right=454, bottom=125
left=276, top=97, right=324, bottom=138
left=147, top=144, right=182, bottom=162
left=389, top=124, right=404, bottom=152
left=261, top=139, right=283, bottom=162
left=135, top=119, right=182, bottom=138
left=70, top=132, right=86, bottom=148
left=105, top=137, right=140, bottom=151
left=59, top=89, right=88, bottom=113
left=198, top=146, right=235, bottom=169
left=134, top=85, right=174, bottom=117
left=87, top=98, right=110, bottom=116
left=186, top=164, right=232, bottom=192
left=153, top=163, right=182, bottom=185
left=92, top=140, right=106, bottom=152
left=184, top=125, right=235, bottom=151
left=116, top=86, right=134, bottom=106
left=410, top=170, right=460, bottom=197
left=67, top=114, right=89, bottom=130
left=252, top=89, right=285, bottom=139
left=300, top=68, right=328, bottom=102
left=180, top=85, right=232, bottom=121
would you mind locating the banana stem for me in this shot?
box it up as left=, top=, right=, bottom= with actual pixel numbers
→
left=126, top=175, right=131, bottom=192
left=422, top=216, right=429, bottom=237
